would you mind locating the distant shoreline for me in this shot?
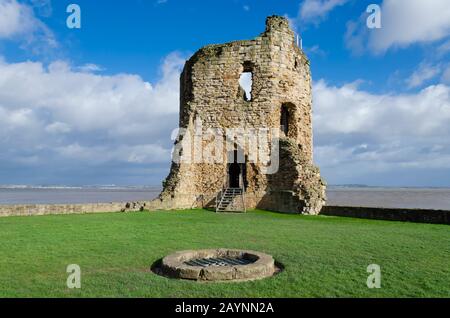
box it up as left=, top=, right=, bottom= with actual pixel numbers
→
left=0, top=187, right=449, bottom=210
left=2, top=184, right=450, bottom=190
left=0, top=185, right=163, bottom=190
left=328, top=185, right=450, bottom=189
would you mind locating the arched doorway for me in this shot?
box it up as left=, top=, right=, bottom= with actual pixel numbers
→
left=280, top=104, right=290, bottom=136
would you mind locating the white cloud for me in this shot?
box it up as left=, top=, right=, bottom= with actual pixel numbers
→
left=314, top=80, right=450, bottom=139
left=346, top=0, right=450, bottom=54
left=371, top=0, right=450, bottom=53
left=344, top=17, right=366, bottom=55
left=437, top=40, right=450, bottom=56
left=442, top=65, right=450, bottom=84
left=1, top=51, right=449, bottom=185
left=0, top=52, right=185, bottom=180
left=313, top=80, right=450, bottom=185
left=299, top=0, right=349, bottom=24
left=406, top=62, right=441, bottom=89
left=304, top=44, right=326, bottom=57
left=77, top=63, right=104, bottom=73
left=0, top=0, right=31, bottom=38
left=30, top=0, right=52, bottom=17
left=0, top=0, right=56, bottom=51
left=45, top=121, right=71, bottom=134
left=55, top=143, right=170, bottom=165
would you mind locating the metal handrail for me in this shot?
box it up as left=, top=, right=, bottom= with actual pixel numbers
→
left=216, top=186, right=246, bottom=213
left=241, top=186, right=246, bottom=213
left=216, top=186, right=225, bottom=213
left=215, top=190, right=220, bottom=212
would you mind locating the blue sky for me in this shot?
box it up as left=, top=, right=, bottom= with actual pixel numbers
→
left=5, top=0, right=431, bottom=91
left=0, top=0, right=450, bottom=187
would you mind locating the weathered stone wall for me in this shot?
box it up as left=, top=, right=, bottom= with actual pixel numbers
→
left=257, top=138, right=326, bottom=214
left=157, top=16, right=326, bottom=214
left=0, top=201, right=147, bottom=217
left=2, top=201, right=449, bottom=225
left=321, top=206, right=450, bottom=225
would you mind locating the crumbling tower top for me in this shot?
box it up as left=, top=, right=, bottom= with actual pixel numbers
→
left=265, top=15, right=292, bottom=32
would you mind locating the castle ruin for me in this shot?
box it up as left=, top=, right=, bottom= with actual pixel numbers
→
left=151, top=16, right=326, bottom=215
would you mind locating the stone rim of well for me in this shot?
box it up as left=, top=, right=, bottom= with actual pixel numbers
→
left=159, top=248, right=276, bottom=282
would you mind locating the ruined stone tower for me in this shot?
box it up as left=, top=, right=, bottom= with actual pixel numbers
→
left=152, top=16, right=326, bottom=214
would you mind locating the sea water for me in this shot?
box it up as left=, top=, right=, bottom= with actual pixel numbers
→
left=0, top=186, right=449, bottom=210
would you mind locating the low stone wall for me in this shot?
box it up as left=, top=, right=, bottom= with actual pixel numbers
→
left=321, top=206, right=450, bottom=225
left=2, top=201, right=449, bottom=225
left=0, top=197, right=203, bottom=218
left=0, top=201, right=149, bottom=217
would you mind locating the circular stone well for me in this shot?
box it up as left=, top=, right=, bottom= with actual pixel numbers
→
left=159, top=249, right=276, bottom=281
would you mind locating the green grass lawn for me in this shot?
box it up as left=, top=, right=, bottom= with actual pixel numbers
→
left=0, top=209, right=449, bottom=297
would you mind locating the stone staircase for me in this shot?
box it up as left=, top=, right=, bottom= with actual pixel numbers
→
left=216, top=188, right=246, bottom=212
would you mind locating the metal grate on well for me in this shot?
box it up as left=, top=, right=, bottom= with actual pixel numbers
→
left=184, top=257, right=254, bottom=267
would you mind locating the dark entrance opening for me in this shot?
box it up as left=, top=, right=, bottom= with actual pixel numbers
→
left=281, top=104, right=289, bottom=136
left=227, top=148, right=247, bottom=189
left=228, top=163, right=241, bottom=188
